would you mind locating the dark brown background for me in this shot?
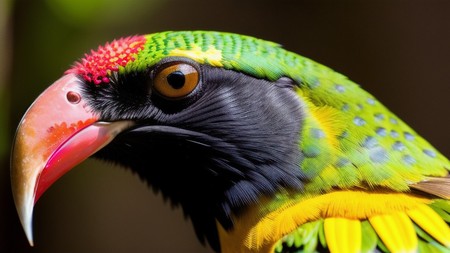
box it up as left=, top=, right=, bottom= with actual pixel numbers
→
left=2, top=0, right=450, bottom=252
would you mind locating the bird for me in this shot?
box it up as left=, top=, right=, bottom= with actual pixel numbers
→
left=10, top=30, right=450, bottom=253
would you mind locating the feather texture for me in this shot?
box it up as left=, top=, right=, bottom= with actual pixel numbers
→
left=411, top=177, right=450, bottom=199
left=272, top=200, right=450, bottom=253
left=68, top=31, right=450, bottom=252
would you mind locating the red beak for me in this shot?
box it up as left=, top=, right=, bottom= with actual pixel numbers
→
left=10, top=74, right=134, bottom=245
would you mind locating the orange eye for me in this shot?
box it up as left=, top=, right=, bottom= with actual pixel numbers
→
left=153, top=63, right=200, bottom=99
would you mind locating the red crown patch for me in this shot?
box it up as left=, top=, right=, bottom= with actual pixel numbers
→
left=66, top=35, right=146, bottom=85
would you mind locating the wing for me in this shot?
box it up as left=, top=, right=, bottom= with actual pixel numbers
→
left=123, top=31, right=450, bottom=253
left=135, top=31, right=450, bottom=193
left=274, top=199, right=450, bottom=252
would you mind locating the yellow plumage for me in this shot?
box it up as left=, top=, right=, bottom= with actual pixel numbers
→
left=324, top=218, right=361, bottom=253
left=369, top=212, right=418, bottom=252
left=217, top=190, right=449, bottom=253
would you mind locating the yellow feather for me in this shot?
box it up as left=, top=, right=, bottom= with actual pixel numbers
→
left=217, top=191, right=430, bottom=252
left=246, top=191, right=427, bottom=250
left=308, top=105, right=347, bottom=148
left=324, top=218, right=361, bottom=253
left=369, top=212, right=418, bottom=253
left=216, top=191, right=450, bottom=252
left=408, top=203, right=450, bottom=247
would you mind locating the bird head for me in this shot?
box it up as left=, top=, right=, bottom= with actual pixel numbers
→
left=11, top=31, right=307, bottom=250
left=14, top=31, right=448, bottom=252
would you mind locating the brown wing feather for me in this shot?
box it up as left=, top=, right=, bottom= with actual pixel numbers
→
left=410, top=176, right=450, bottom=200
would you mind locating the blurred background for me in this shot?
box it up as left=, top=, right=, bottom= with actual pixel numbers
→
left=2, top=0, right=450, bottom=252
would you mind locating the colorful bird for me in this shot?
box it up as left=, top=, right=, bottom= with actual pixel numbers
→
left=11, top=31, right=450, bottom=253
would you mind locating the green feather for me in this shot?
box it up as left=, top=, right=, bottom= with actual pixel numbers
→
left=360, top=221, right=378, bottom=253
left=430, top=200, right=450, bottom=223
left=274, top=219, right=323, bottom=253
left=415, top=224, right=450, bottom=252
left=122, top=30, right=449, bottom=193
left=68, top=30, right=450, bottom=253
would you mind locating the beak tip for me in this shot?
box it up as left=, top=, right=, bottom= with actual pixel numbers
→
left=17, top=209, right=35, bottom=246
left=15, top=194, right=35, bottom=247
left=22, top=213, right=35, bottom=247
left=22, top=212, right=35, bottom=246
left=26, top=231, right=35, bottom=247
left=24, top=215, right=34, bottom=247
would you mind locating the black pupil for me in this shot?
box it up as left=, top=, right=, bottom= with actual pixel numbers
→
left=167, top=71, right=185, bottom=89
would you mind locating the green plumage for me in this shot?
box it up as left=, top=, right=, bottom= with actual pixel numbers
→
left=124, top=31, right=449, bottom=193
left=12, top=30, right=450, bottom=253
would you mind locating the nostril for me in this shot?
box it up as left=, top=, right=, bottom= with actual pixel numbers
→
left=66, top=91, right=81, bottom=104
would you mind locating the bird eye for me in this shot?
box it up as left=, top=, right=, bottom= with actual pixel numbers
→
left=153, top=62, right=199, bottom=99
left=66, top=91, right=81, bottom=104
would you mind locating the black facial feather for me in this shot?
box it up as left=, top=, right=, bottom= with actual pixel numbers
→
left=82, top=58, right=306, bottom=252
